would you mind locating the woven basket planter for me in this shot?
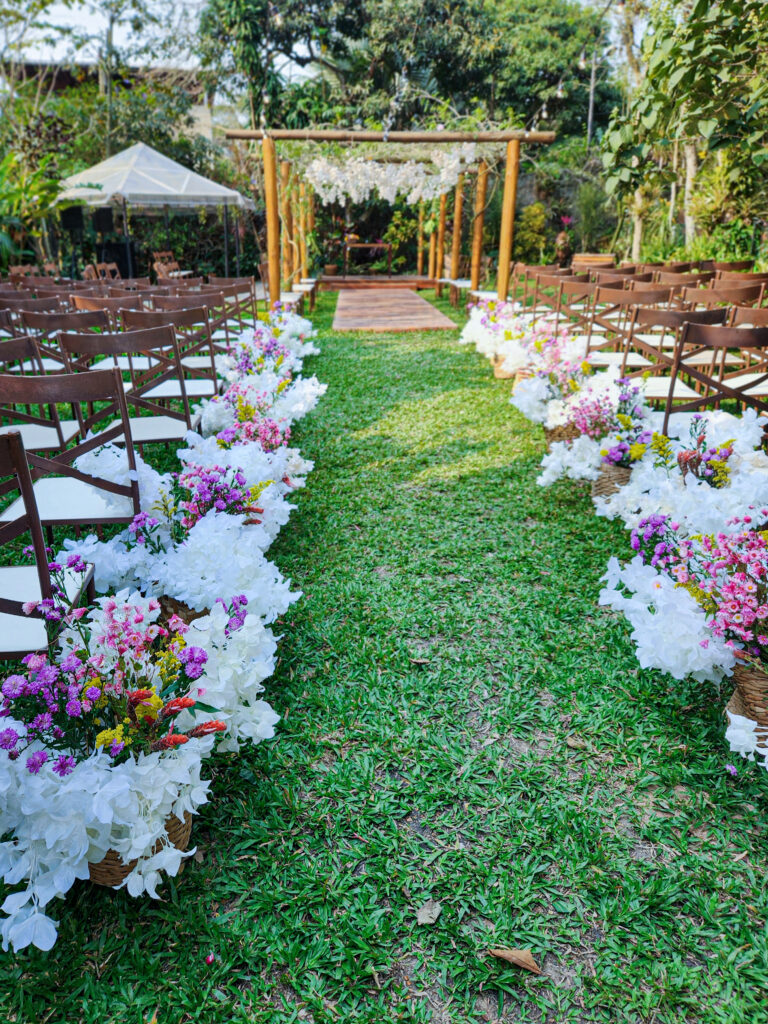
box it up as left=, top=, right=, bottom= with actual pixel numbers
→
left=158, top=595, right=209, bottom=629
left=591, top=464, right=632, bottom=499
left=512, top=368, right=533, bottom=390
left=492, top=355, right=515, bottom=380
left=731, top=664, right=768, bottom=728
left=88, top=812, right=192, bottom=888
left=543, top=423, right=580, bottom=448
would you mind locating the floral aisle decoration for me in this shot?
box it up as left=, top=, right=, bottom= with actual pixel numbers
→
left=0, top=592, right=229, bottom=952
left=1, top=310, right=325, bottom=951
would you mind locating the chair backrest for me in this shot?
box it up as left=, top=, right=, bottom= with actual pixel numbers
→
left=0, top=309, right=19, bottom=338
left=620, top=306, right=728, bottom=380
left=715, top=270, right=768, bottom=283
left=681, top=282, right=765, bottom=309
left=0, top=368, right=140, bottom=520
left=0, top=335, right=45, bottom=374
left=0, top=295, right=62, bottom=314
left=0, top=431, right=53, bottom=616
left=594, top=270, right=654, bottom=285
left=121, top=306, right=216, bottom=371
left=572, top=253, right=616, bottom=266
left=71, top=293, right=144, bottom=315
left=657, top=261, right=693, bottom=273
left=729, top=305, right=768, bottom=328
left=96, top=262, right=121, bottom=279
left=21, top=308, right=109, bottom=337
left=713, top=259, right=754, bottom=272
left=82, top=264, right=99, bottom=280
left=655, top=270, right=715, bottom=286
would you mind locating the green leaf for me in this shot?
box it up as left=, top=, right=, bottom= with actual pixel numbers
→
left=697, top=118, right=717, bottom=139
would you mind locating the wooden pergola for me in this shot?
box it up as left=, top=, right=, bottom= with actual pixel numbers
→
left=226, top=128, right=556, bottom=307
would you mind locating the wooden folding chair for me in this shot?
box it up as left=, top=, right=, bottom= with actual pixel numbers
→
left=655, top=270, right=715, bottom=289
left=715, top=270, right=768, bottom=283
left=620, top=306, right=728, bottom=390
left=121, top=307, right=219, bottom=399
left=594, top=270, right=654, bottom=285
left=554, top=278, right=597, bottom=335
left=70, top=292, right=145, bottom=328
left=0, top=309, right=20, bottom=341
left=661, top=322, right=768, bottom=432
left=58, top=325, right=193, bottom=445
left=208, top=276, right=260, bottom=320
left=586, top=285, right=674, bottom=368
left=0, top=368, right=141, bottom=528
left=0, top=431, right=95, bottom=657
left=20, top=309, right=108, bottom=373
left=528, top=272, right=582, bottom=322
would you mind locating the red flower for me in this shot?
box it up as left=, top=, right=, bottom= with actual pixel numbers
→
left=188, top=720, right=227, bottom=738
left=150, top=734, right=190, bottom=751
left=127, top=688, right=155, bottom=706
left=160, top=696, right=196, bottom=719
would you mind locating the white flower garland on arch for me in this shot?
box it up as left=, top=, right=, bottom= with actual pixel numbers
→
left=304, top=144, right=477, bottom=206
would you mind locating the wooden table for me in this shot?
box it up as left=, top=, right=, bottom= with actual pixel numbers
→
left=343, top=242, right=393, bottom=277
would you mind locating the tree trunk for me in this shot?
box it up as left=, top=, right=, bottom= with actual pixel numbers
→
left=683, top=141, right=698, bottom=245
left=631, top=188, right=643, bottom=263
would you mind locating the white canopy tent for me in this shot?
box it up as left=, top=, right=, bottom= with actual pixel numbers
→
left=57, top=142, right=254, bottom=276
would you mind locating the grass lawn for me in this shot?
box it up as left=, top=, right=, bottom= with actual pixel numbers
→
left=2, top=291, right=767, bottom=1024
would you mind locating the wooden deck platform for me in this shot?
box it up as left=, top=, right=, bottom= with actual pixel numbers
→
left=320, top=275, right=437, bottom=291
left=332, top=288, right=457, bottom=332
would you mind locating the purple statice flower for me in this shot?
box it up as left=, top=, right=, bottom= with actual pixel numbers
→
left=26, top=751, right=48, bottom=774
left=52, top=754, right=76, bottom=777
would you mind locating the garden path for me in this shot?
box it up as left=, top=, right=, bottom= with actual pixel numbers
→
left=6, top=293, right=767, bottom=1024
left=332, top=287, right=457, bottom=332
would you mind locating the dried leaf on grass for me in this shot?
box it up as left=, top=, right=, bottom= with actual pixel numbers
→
left=488, top=948, right=542, bottom=975
left=565, top=736, right=588, bottom=751
left=416, top=899, right=442, bottom=925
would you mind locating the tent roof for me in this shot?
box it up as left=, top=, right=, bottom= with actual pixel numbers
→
left=57, top=142, right=253, bottom=210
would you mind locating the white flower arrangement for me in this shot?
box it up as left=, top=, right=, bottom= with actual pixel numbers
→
left=1, top=310, right=325, bottom=950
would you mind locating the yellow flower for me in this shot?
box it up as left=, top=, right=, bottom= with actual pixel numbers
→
left=95, top=723, right=132, bottom=749
left=629, top=442, right=647, bottom=461
left=616, top=413, right=632, bottom=430
left=276, top=378, right=290, bottom=394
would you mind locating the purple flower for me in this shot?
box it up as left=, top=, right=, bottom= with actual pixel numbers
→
left=52, top=754, right=75, bottom=777
left=2, top=675, right=26, bottom=699
left=0, top=728, right=19, bottom=750
left=26, top=751, right=48, bottom=774
left=85, top=686, right=101, bottom=701
left=108, top=740, right=125, bottom=757
left=59, top=654, right=83, bottom=674
left=65, top=699, right=82, bottom=718
left=725, top=763, right=738, bottom=777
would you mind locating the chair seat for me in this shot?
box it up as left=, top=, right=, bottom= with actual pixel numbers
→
left=104, top=414, right=189, bottom=444
left=681, top=351, right=742, bottom=366
left=7, top=357, right=65, bottom=373
left=0, top=565, right=92, bottom=656
left=293, top=283, right=315, bottom=293
left=721, top=372, right=768, bottom=396
left=590, top=351, right=652, bottom=368
left=142, top=378, right=218, bottom=399
left=642, top=377, right=700, bottom=400
left=180, top=354, right=216, bottom=369
left=279, top=292, right=302, bottom=305
left=0, top=476, right=134, bottom=525
left=450, top=278, right=472, bottom=288
left=0, top=419, right=80, bottom=451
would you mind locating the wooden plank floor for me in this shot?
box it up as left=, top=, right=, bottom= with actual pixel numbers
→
left=332, top=288, right=457, bottom=332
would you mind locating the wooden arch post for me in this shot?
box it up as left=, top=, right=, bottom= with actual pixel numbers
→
left=435, top=192, right=448, bottom=298
left=280, top=160, right=293, bottom=284
left=417, top=204, right=425, bottom=277
left=262, top=135, right=281, bottom=308
left=497, top=138, right=521, bottom=300
left=470, top=160, right=488, bottom=292
left=450, top=173, right=464, bottom=281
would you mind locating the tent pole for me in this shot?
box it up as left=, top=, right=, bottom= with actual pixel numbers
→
left=435, top=192, right=447, bottom=298
left=299, top=182, right=308, bottom=280
left=223, top=203, right=230, bottom=277
left=262, top=135, right=281, bottom=308
left=450, top=173, right=464, bottom=284
left=497, top=139, right=520, bottom=300
left=235, top=210, right=241, bottom=276
left=470, top=160, right=488, bottom=292
left=164, top=205, right=170, bottom=251
left=121, top=197, right=133, bottom=278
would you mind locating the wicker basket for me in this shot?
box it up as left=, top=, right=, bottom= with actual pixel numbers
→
left=543, top=423, right=580, bottom=448
left=88, top=812, right=192, bottom=888
left=492, top=355, right=515, bottom=380
left=158, top=595, right=209, bottom=629
left=731, top=664, right=768, bottom=728
left=591, top=464, right=632, bottom=499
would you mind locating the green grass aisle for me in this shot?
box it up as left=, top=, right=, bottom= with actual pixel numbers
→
left=3, top=293, right=767, bottom=1024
